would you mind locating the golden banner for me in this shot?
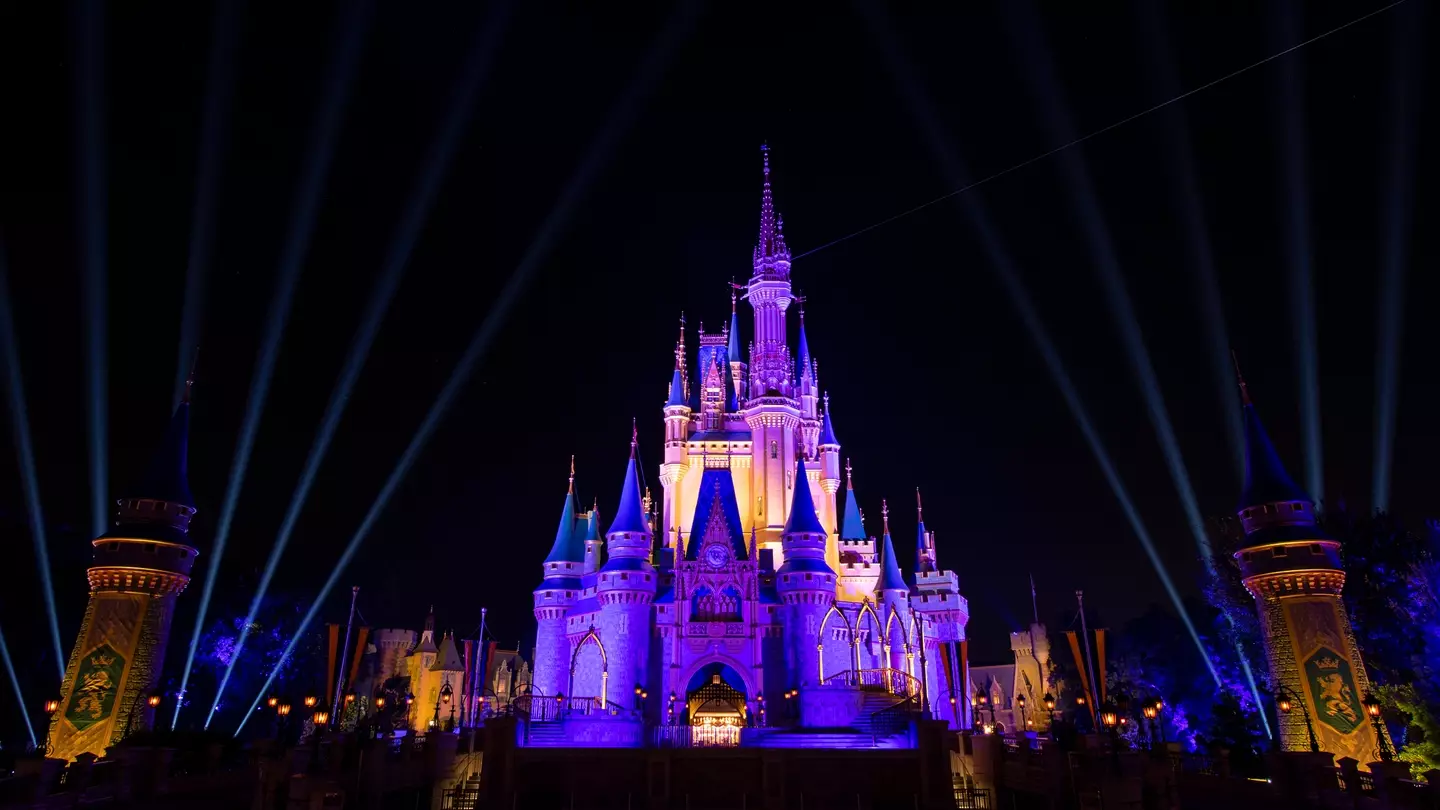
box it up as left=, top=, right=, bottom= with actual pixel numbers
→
left=1095, top=628, right=1107, bottom=705
left=1064, top=631, right=1095, bottom=711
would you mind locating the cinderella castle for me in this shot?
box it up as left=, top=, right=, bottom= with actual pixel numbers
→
left=526, top=148, right=973, bottom=747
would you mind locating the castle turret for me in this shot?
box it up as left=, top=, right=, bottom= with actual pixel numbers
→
left=597, top=426, right=658, bottom=700
left=1230, top=364, right=1389, bottom=763
left=776, top=457, right=835, bottom=689
left=727, top=288, right=746, bottom=403
left=916, top=489, right=937, bottom=574
left=581, top=502, right=603, bottom=574
left=910, top=490, right=970, bottom=728
left=836, top=460, right=879, bottom=601
left=48, top=386, right=201, bottom=761
left=817, top=394, right=841, bottom=553
left=875, top=501, right=912, bottom=673
left=533, top=462, right=584, bottom=700
left=424, top=632, right=466, bottom=730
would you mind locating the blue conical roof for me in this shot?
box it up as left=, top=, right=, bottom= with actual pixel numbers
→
left=783, top=457, right=827, bottom=536
left=608, top=448, right=651, bottom=536
left=667, top=368, right=686, bottom=407
left=728, top=308, right=742, bottom=362
left=544, top=487, right=583, bottom=564
left=797, top=317, right=812, bottom=371
left=841, top=483, right=865, bottom=540
left=131, top=402, right=195, bottom=507
left=1239, top=403, right=1309, bottom=510
left=819, top=405, right=839, bottom=447
left=877, top=529, right=907, bottom=591
left=582, top=508, right=599, bottom=543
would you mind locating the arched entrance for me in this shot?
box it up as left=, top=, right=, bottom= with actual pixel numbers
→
left=683, top=663, right=747, bottom=747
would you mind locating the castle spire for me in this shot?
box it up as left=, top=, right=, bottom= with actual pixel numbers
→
left=752, top=143, right=791, bottom=272
left=796, top=300, right=812, bottom=375
left=129, top=381, right=197, bottom=509
left=727, top=283, right=742, bottom=361
left=608, top=421, right=651, bottom=536
left=819, top=394, right=839, bottom=447
left=782, top=456, right=827, bottom=536
left=544, top=461, right=583, bottom=564
left=1232, top=357, right=1309, bottom=510
left=877, top=499, right=907, bottom=593
left=840, top=458, right=865, bottom=540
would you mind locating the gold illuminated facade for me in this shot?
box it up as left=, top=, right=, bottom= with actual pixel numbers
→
left=47, top=398, right=198, bottom=762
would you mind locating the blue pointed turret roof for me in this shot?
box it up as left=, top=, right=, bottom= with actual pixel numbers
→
left=544, top=465, right=584, bottom=564
left=840, top=459, right=865, bottom=540
left=915, top=489, right=927, bottom=551
left=684, top=469, right=749, bottom=560
left=797, top=310, right=812, bottom=370
left=728, top=288, right=743, bottom=362
left=783, top=457, right=827, bottom=536
left=581, top=506, right=599, bottom=543
left=667, top=367, right=686, bottom=407
left=1240, top=402, right=1309, bottom=509
left=608, top=430, right=651, bottom=536
left=877, top=517, right=908, bottom=592
left=819, top=397, right=839, bottom=447
left=129, top=400, right=196, bottom=507
left=1232, top=366, right=1309, bottom=510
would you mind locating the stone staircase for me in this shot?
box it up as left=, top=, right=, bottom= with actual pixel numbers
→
left=849, top=691, right=916, bottom=742
left=520, top=721, right=569, bottom=747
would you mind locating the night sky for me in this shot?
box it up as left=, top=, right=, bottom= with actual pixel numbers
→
left=1, top=1, right=1434, bottom=740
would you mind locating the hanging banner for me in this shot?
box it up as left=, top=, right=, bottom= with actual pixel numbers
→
left=1065, top=631, right=1096, bottom=710
left=325, top=624, right=340, bottom=706
left=348, top=627, right=370, bottom=688
left=1095, top=628, right=1108, bottom=705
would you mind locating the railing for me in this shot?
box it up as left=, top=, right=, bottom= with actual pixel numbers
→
left=819, top=667, right=923, bottom=697
left=869, top=694, right=922, bottom=745
left=441, top=785, right=481, bottom=809
left=512, top=694, right=630, bottom=722
left=953, top=786, right=993, bottom=809
left=1167, top=751, right=1217, bottom=776
left=651, top=724, right=742, bottom=748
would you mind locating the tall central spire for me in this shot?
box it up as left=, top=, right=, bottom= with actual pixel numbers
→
left=752, top=143, right=791, bottom=277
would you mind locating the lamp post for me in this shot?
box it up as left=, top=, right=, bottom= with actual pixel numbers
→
left=1275, top=686, right=1320, bottom=753
left=1100, top=703, right=1122, bottom=771
left=1016, top=694, right=1028, bottom=733
left=434, top=681, right=454, bottom=732
left=123, top=692, right=163, bottom=738
left=1362, top=693, right=1392, bottom=763
left=1141, top=702, right=1158, bottom=751
left=1042, top=693, right=1056, bottom=738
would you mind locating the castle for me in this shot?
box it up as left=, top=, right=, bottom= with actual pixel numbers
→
left=527, top=147, right=972, bottom=747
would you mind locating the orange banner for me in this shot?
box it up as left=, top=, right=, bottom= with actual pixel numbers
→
left=348, top=627, right=370, bottom=689
left=1065, top=630, right=1096, bottom=711
left=325, top=624, right=340, bottom=706
left=1095, top=629, right=1107, bottom=705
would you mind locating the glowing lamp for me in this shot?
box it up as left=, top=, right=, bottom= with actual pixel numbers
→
left=313, top=710, right=329, bottom=725
left=345, top=693, right=356, bottom=704
left=267, top=696, right=278, bottom=709
left=757, top=694, right=764, bottom=704
left=1075, top=695, right=1086, bottom=706
left=405, top=693, right=414, bottom=705
left=1142, top=705, right=1157, bottom=720
left=1042, top=693, right=1055, bottom=711
left=44, top=699, right=60, bottom=714
left=1363, top=693, right=1382, bottom=718
left=982, top=724, right=994, bottom=735
left=640, top=690, right=647, bottom=700
left=635, top=686, right=643, bottom=696
left=375, top=697, right=386, bottom=710
left=1016, top=694, right=1026, bottom=708
left=975, top=691, right=988, bottom=707
left=1153, top=698, right=1164, bottom=712
left=556, top=693, right=565, bottom=705
left=1099, top=708, right=1118, bottom=727
left=147, top=694, right=162, bottom=708
left=669, top=692, right=676, bottom=703
left=278, top=703, right=292, bottom=717
left=1119, top=716, right=1129, bottom=726
left=1277, top=695, right=1293, bottom=713
left=948, top=695, right=956, bottom=706
left=441, top=683, right=453, bottom=704
left=303, top=696, right=317, bottom=709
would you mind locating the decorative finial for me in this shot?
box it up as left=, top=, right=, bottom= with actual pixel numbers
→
left=761, top=141, right=770, bottom=178
left=182, top=346, right=200, bottom=404
left=731, top=282, right=737, bottom=313
left=845, top=458, right=853, bottom=489
left=1230, top=349, right=1252, bottom=406
left=823, top=391, right=830, bottom=413
left=916, top=488, right=923, bottom=520
left=631, top=417, right=638, bottom=458
left=881, top=499, right=890, bottom=535
left=569, top=455, right=576, bottom=493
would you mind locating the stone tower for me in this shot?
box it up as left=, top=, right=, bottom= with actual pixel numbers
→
left=596, top=428, right=658, bottom=699
left=1232, top=370, right=1390, bottom=763
left=48, top=391, right=200, bottom=761
left=533, top=463, right=584, bottom=699
left=776, top=456, right=835, bottom=691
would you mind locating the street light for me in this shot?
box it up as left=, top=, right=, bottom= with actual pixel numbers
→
left=303, top=695, right=318, bottom=709
left=312, top=710, right=329, bottom=726
left=1016, top=693, right=1028, bottom=731
left=44, top=699, right=60, bottom=715
left=1275, top=686, right=1320, bottom=753
left=1042, top=692, right=1057, bottom=738
left=1362, top=692, right=1392, bottom=762
left=267, top=696, right=278, bottom=709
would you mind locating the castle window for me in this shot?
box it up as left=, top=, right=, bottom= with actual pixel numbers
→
left=1309, top=544, right=1322, bottom=555
left=805, top=573, right=813, bottom=581
left=1273, top=547, right=1288, bottom=558
left=770, top=441, right=778, bottom=459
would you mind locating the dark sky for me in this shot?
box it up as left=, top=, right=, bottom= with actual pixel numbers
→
left=1, top=0, right=1434, bottom=740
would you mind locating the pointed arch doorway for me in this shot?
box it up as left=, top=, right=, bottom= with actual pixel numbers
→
left=684, top=663, right=747, bottom=747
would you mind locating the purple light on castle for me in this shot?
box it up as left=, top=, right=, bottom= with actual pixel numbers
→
left=523, top=148, right=971, bottom=749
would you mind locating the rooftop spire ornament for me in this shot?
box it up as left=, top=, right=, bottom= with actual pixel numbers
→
left=1230, top=349, right=1252, bottom=406
left=881, top=498, right=890, bottom=535
left=916, top=488, right=923, bottom=521
left=569, top=455, right=575, bottom=494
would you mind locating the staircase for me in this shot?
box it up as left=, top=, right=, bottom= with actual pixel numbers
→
left=520, top=721, right=569, bottom=747
left=850, top=692, right=917, bottom=743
